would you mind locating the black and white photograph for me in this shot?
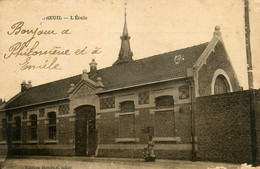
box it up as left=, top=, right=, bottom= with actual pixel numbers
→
left=0, top=0, right=260, bottom=168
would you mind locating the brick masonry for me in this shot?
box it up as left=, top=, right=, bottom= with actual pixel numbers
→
left=195, top=90, right=260, bottom=164
left=198, top=42, right=241, bottom=96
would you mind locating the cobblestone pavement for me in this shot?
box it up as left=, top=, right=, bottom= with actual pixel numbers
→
left=0, top=156, right=243, bottom=169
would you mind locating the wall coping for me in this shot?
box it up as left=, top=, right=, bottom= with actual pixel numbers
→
left=44, top=140, right=59, bottom=144
left=115, top=138, right=139, bottom=143
left=152, top=137, right=181, bottom=142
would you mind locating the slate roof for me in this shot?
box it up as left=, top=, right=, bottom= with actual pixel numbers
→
left=5, top=42, right=209, bottom=109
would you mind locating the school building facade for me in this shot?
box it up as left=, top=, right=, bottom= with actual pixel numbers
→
left=0, top=15, right=242, bottom=159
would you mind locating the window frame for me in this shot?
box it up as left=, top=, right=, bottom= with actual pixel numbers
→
left=48, top=112, right=56, bottom=140
left=30, top=114, right=37, bottom=140
left=119, top=101, right=135, bottom=113
left=214, top=75, right=230, bottom=94
left=155, top=95, right=174, bottom=109
left=13, top=116, right=21, bottom=141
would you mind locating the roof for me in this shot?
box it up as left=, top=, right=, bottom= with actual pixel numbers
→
left=5, top=42, right=208, bottom=110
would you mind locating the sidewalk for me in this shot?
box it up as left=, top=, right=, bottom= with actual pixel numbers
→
left=0, top=156, right=245, bottom=169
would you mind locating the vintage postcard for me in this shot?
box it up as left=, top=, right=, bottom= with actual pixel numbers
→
left=0, top=0, right=259, bottom=168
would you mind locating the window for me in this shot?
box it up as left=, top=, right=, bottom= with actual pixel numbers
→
left=48, top=112, right=56, bottom=140
left=155, top=95, right=174, bottom=108
left=100, top=97, right=115, bottom=109
left=119, top=114, right=135, bottom=138
left=13, top=117, right=21, bottom=141
left=30, top=114, right=37, bottom=140
left=2, top=118, right=7, bottom=140
left=59, top=104, right=69, bottom=114
left=154, top=97, right=175, bottom=138
left=154, top=110, right=175, bottom=137
left=214, top=75, right=230, bottom=94
left=179, top=85, right=190, bottom=100
left=139, top=91, right=149, bottom=104
left=117, top=101, right=136, bottom=140
left=39, top=108, right=45, bottom=117
left=120, top=101, right=135, bottom=113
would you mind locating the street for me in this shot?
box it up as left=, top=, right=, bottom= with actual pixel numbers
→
left=0, top=157, right=243, bottom=169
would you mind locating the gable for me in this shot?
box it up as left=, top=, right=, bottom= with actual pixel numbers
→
left=73, top=83, right=96, bottom=99
left=197, top=42, right=241, bottom=96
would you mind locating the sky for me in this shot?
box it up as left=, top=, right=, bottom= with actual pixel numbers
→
left=0, top=0, right=259, bottom=101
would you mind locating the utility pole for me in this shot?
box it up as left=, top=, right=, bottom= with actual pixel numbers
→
left=244, top=0, right=257, bottom=166
left=244, top=0, right=254, bottom=89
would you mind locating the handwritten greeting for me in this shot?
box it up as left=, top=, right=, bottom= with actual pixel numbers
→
left=3, top=21, right=102, bottom=71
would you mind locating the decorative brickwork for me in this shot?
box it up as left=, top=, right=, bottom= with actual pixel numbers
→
left=179, top=85, right=189, bottom=100
left=58, top=104, right=69, bottom=114
left=39, top=108, right=45, bottom=117
left=138, top=91, right=149, bottom=104
left=22, top=111, right=27, bottom=119
left=100, top=97, right=115, bottom=109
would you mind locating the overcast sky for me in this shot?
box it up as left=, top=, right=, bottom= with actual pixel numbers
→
left=0, top=0, right=259, bottom=101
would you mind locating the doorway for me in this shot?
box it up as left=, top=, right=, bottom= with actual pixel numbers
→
left=75, top=105, right=96, bottom=156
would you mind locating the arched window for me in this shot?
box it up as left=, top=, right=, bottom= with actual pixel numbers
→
left=48, top=112, right=56, bottom=140
left=214, top=75, right=230, bottom=94
left=14, top=116, right=21, bottom=141
left=30, top=114, right=37, bottom=140
left=120, top=101, right=135, bottom=113
left=155, top=95, right=174, bottom=108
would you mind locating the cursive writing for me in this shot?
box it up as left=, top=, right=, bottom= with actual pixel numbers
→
left=7, top=21, right=57, bottom=39
left=19, top=57, right=61, bottom=71
left=4, top=21, right=102, bottom=71
left=4, top=37, right=70, bottom=59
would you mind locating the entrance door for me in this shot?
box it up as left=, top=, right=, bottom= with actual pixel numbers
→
left=75, top=105, right=96, bottom=156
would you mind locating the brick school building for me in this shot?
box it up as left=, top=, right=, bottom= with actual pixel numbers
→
left=0, top=14, right=241, bottom=160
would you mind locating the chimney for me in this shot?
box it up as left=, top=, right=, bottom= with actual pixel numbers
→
left=89, top=59, right=97, bottom=73
left=27, top=80, right=32, bottom=88
left=21, top=81, right=27, bottom=93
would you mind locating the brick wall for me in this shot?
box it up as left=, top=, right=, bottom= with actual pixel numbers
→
left=195, top=90, right=260, bottom=163
left=254, top=91, right=260, bottom=163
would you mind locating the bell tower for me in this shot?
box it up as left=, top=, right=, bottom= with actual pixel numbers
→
left=113, top=3, right=133, bottom=65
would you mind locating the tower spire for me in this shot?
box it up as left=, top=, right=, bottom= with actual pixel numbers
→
left=113, top=3, right=133, bottom=65
left=123, top=3, right=128, bottom=36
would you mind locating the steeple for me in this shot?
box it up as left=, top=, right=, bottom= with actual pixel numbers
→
left=113, top=3, right=133, bottom=65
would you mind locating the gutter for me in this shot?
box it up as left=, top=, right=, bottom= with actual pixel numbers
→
left=2, top=76, right=192, bottom=111
left=1, top=98, right=69, bottom=112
